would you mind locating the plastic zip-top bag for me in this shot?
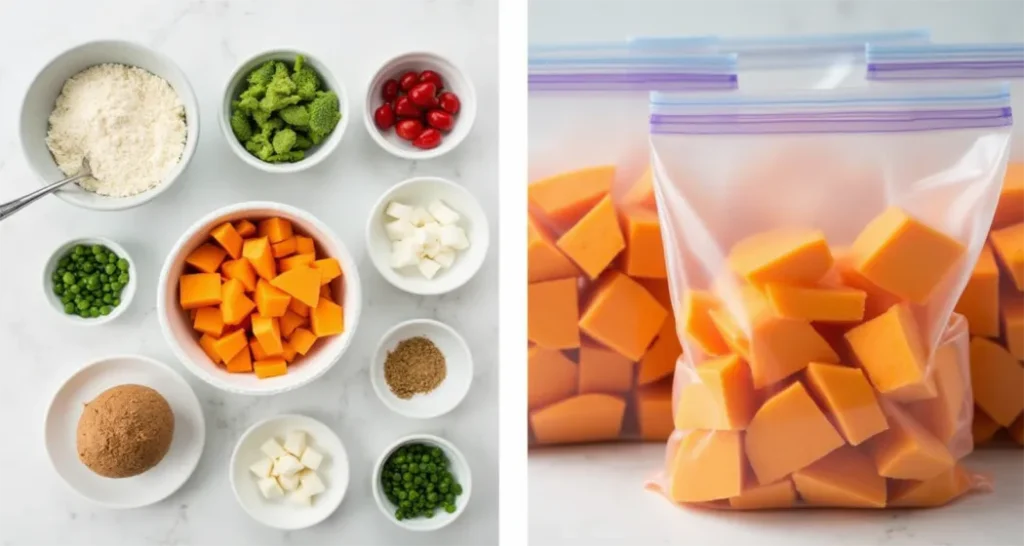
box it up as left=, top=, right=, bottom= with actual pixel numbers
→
left=527, top=41, right=736, bottom=446
left=869, top=43, right=1024, bottom=447
left=632, top=30, right=929, bottom=90
left=647, top=85, right=1013, bottom=509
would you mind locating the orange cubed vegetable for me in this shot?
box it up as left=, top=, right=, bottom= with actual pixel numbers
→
left=969, top=336, right=1024, bottom=426
left=845, top=303, right=930, bottom=401
left=249, top=337, right=269, bottom=361
left=185, top=243, right=228, bottom=274
left=889, top=464, right=973, bottom=508
left=295, top=235, right=316, bottom=255
left=528, top=165, right=614, bottom=227
left=271, top=237, right=297, bottom=258
left=211, top=329, right=248, bottom=363
left=973, top=406, right=1001, bottom=445
left=210, top=222, right=244, bottom=260
left=578, top=342, right=633, bottom=394
left=869, top=400, right=955, bottom=481
left=198, top=333, right=221, bottom=363
left=636, top=379, right=674, bottom=441
left=679, top=290, right=729, bottom=355
left=764, top=283, right=865, bottom=322
left=728, top=479, right=796, bottom=510
left=313, top=258, right=342, bottom=285
left=1008, top=414, right=1024, bottom=446
left=527, top=278, right=580, bottom=349
left=556, top=195, right=625, bottom=280
left=527, top=346, right=578, bottom=409
left=254, top=357, right=288, bottom=379
left=220, top=278, right=256, bottom=326
left=579, top=271, right=666, bottom=360
left=1002, top=293, right=1024, bottom=360
left=225, top=346, right=253, bottom=373
left=622, top=166, right=655, bottom=209
left=804, top=362, right=888, bottom=445
left=270, top=266, right=321, bottom=308
left=192, top=307, right=225, bottom=337
left=251, top=315, right=284, bottom=356
left=831, top=251, right=902, bottom=321
left=907, top=342, right=968, bottom=445
left=258, top=217, right=293, bottom=244
left=242, top=237, right=277, bottom=280
left=674, top=353, right=756, bottom=431
left=529, top=393, right=626, bottom=445
left=744, top=381, right=844, bottom=485
left=289, top=327, right=317, bottom=355
left=668, top=430, right=746, bottom=503
left=528, top=214, right=579, bottom=283
left=281, top=340, right=298, bottom=363
left=637, top=315, right=682, bottom=386
left=310, top=297, right=344, bottom=337
left=619, top=206, right=666, bottom=278
left=850, top=207, right=965, bottom=303
left=637, top=277, right=672, bottom=309
left=179, top=273, right=223, bottom=310
left=989, top=222, right=1024, bottom=291
left=254, top=278, right=291, bottom=318
left=953, top=244, right=1000, bottom=337
left=792, top=447, right=886, bottom=508
left=728, top=228, right=833, bottom=287
left=993, top=162, right=1024, bottom=227
left=279, top=310, right=307, bottom=338
left=278, top=252, right=316, bottom=273
left=221, top=259, right=257, bottom=292
left=234, top=219, right=257, bottom=238
left=289, top=298, right=310, bottom=318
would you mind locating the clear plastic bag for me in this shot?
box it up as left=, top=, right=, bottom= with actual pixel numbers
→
left=527, top=42, right=737, bottom=446
left=632, top=30, right=929, bottom=90
left=868, top=43, right=1024, bottom=447
left=647, top=85, right=1013, bottom=508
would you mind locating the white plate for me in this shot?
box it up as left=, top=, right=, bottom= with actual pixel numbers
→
left=230, top=414, right=350, bottom=530
left=370, top=319, right=473, bottom=419
left=44, top=355, right=206, bottom=509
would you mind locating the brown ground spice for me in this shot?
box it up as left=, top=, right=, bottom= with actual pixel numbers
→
left=76, top=384, right=175, bottom=478
left=384, top=336, right=446, bottom=399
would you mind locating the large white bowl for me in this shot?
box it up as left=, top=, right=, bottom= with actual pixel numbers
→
left=157, top=201, right=362, bottom=396
left=364, top=52, right=477, bottom=160
left=366, top=176, right=490, bottom=296
left=20, top=40, right=199, bottom=211
left=221, top=49, right=349, bottom=174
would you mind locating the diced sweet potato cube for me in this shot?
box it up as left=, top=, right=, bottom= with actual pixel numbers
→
left=313, top=258, right=342, bottom=285
left=251, top=315, right=283, bottom=356
left=279, top=310, right=307, bottom=338
left=281, top=340, right=298, bottom=363
left=637, top=315, right=682, bottom=386
left=255, top=279, right=291, bottom=318
left=973, top=406, right=1001, bottom=445
left=556, top=195, right=626, bottom=280
left=679, top=290, right=729, bottom=355
left=728, top=479, right=796, bottom=510
left=619, top=206, right=666, bottom=278
left=179, top=273, right=222, bottom=310
left=242, top=237, right=276, bottom=280
left=528, top=165, right=614, bottom=227
left=211, top=222, right=244, bottom=260
left=289, top=327, right=317, bottom=355
left=868, top=400, right=955, bottom=481
left=211, top=329, right=248, bottom=363
left=1002, top=293, right=1024, bottom=360
left=528, top=278, right=580, bottom=350
left=249, top=337, right=269, bottom=361
left=832, top=251, right=902, bottom=320
left=278, top=252, right=315, bottom=273
left=990, top=222, right=1024, bottom=291
left=845, top=303, right=929, bottom=401
left=528, top=346, right=577, bottom=409
left=907, top=341, right=968, bottom=445
left=295, top=235, right=316, bottom=255
left=953, top=244, right=1000, bottom=337
left=310, top=297, right=344, bottom=337
left=579, top=271, right=666, bottom=360
left=185, top=243, right=228, bottom=274
left=528, top=214, right=579, bottom=283
left=198, top=333, right=221, bottom=363
left=1009, top=414, right=1024, bottom=445
left=254, top=357, right=288, bottom=379
left=225, top=346, right=253, bottom=373
left=668, top=430, right=745, bottom=503
left=622, top=166, right=655, bottom=209
left=636, top=379, right=673, bottom=441
left=271, top=237, right=297, bottom=258
left=889, top=464, right=973, bottom=508
left=674, top=353, right=756, bottom=431
left=234, top=219, right=257, bottom=238
left=529, top=393, right=625, bottom=445
left=764, top=284, right=865, bottom=322
left=192, top=307, right=224, bottom=337
left=728, top=228, right=833, bottom=287
left=220, top=278, right=256, bottom=326
left=969, top=336, right=1024, bottom=426
left=258, top=217, right=293, bottom=244
left=271, top=266, right=321, bottom=308
left=792, top=447, right=886, bottom=508
left=578, top=342, right=633, bottom=394
left=804, top=362, right=888, bottom=446
left=289, top=298, right=310, bottom=318
left=221, top=259, right=257, bottom=292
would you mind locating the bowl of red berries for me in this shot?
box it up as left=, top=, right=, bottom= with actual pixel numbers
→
left=365, top=52, right=476, bottom=160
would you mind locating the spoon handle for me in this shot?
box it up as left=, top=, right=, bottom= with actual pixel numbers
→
left=0, top=172, right=91, bottom=222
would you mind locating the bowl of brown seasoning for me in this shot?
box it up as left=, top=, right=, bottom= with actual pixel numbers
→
left=370, top=318, right=473, bottom=419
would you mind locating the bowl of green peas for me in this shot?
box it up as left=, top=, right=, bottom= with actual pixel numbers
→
left=44, top=237, right=135, bottom=325
left=372, top=434, right=471, bottom=531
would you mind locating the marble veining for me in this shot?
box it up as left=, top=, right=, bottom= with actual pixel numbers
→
left=0, top=1, right=497, bottom=545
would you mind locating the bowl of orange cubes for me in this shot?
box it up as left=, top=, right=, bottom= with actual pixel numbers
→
left=157, top=201, right=362, bottom=395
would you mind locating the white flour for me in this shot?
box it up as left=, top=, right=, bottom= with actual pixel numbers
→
left=45, top=63, right=187, bottom=197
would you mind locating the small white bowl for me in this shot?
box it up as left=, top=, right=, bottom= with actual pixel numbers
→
left=372, top=434, right=472, bottom=531
left=20, top=40, right=199, bottom=211
left=157, top=201, right=363, bottom=396
left=44, top=354, right=206, bottom=509
left=366, top=176, right=490, bottom=296
left=370, top=319, right=473, bottom=419
left=221, top=49, right=349, bottom=174
left=42, top=237, right=137, bottom=326
left=364, top=52, right=477, bottom=160
left=230, top=414, right=350, bottom=530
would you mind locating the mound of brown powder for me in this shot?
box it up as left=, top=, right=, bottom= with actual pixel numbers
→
left=76, top=384, right=175, bottom=478
left=384, top=336, right=447, bottom=399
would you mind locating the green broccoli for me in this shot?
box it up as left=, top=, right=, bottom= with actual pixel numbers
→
left=240, top=82, right=267, bottom=101
left=292, top=62, right=320, bottom=101
left=266, top=150, right=305, bottom=163
left=293, top=133, right=313, bottom=150
left=293, top=55, right=305, bottom=73
left=235, top=95, right=259, bottom=113
left=251, top=109, right=272, bottom=127
left=260, top=117, right=284, bottom=141
left=279, top=105, right=310, bottom=127
left=244, top=133, right=274, bottom=162
left=307, top=90, right=341, bottom=142
left=272, top=128, right=297, bottom=154
left=247, top=61, right=276, bottom=86
left=230, top=109, right=253, bottom=142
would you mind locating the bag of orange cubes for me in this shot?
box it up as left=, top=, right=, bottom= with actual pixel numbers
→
left=867, top=43, right=1024, bottom=447
left=527, top=41, right=737, bottom=446
left=648, top=84, right=1014, bottom=508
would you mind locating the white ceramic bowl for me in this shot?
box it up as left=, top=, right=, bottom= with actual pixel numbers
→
left=366, top=176, right=490, bottom=296
left=372, top=434, right=472, bottom=531
left=364, top=52, right=477, bottom=160
left=42, top=237, right=137, bottom=326
left=221, top=49, right=349, bottom=174
left=44, top=354, right=206, bottom=509
left=370, top=319, right=473, bottom=419
left=157, top=201, right=362, bottom=396
left=230, top=414, right=350, bottom=530
left=20, top=40, right=199, bottom=211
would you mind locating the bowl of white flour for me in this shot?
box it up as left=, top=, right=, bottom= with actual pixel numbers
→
left=20, top=40, right=200, bottom=211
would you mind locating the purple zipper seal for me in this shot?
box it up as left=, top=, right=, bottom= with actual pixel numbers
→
left=529, top=72, right=737, bottom=92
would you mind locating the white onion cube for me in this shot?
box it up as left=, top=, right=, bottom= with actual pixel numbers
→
left=299, top=470, right=326, bottom=497
left=418, top=258, right=442, bottom=279
left=283, top=431, right=306, bottom=457
left=272, top=454, right=304, bottom=477
left=428, top=200, right=461, bottom=225
left=257, top=477, right=284, bottom=499
left=260, top=439, right=286, bottom=460
left=385, top=219, right=416, bottom=241
left=300, top=447, right=324, bottom=471
left=409, top=207, right=434, bottom=227
left=390, top=240, right=417, bottom=269
left=434, top=249, right=456, bottom=269
left=385, top=201, right=413, bottom=220
left=249, top=458, right=274, bottom=478
left=277, top=473, right=300, bottom=491
left=439, top=225, right=470, bottom=250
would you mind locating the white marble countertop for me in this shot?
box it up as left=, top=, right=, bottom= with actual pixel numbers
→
left=0, top=1, right=497, bottom=545
left=528, top=0, right=1024, bottom=544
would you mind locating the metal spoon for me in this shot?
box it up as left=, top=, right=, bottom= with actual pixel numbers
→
left=0, top=157, right=94, bottom=222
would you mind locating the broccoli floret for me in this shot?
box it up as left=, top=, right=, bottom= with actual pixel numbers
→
left=247, top=61, right=276, bottom=86
left=235, top=95, right=259, bottom=113
left=259, top=117, right=284, bottom=140
left=266, top=150, right=305, bottom=163
left=307, top=90, right=341, bottom=141
left=251, top=109, right=272, bottom=127
left=240, top=82, right=267, bottom=101
left=244, top=133, right=274, bottom=161
left=294, top=55, right=305, bottom=73
left=272, top=128, right=297, bottom=154
left=292, top=67, right=320, bottom=101
left=279, top=105, right=309, bottom=127
left=293, top=133, right=313, bottom=150
left=230, top=109, right=253, bottom=142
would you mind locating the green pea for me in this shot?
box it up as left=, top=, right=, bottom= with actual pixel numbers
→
left=112, top=298, right=120, bottom=306
left=453, top=483, right=463, bottom=495
left=424, top=511, right=434, bottom=519
left=408, top=463, right=418, bottom=472
left=53, top=285, right=63, bottom=296
left=117, top=258, right=129, bottom=271
left=77, top=308, right=89, bottom=317
left=439, top=484, right=449, bottom=494
left=444, top=504, right=456, bottom=514
left=89, top=308, right=100, bottom=318
left=58, top=257, right=70, bottom=268
left=63, top=272, right=75, bottom=284
left=446, top=493, right=455, bottom=503
left=63, top=303, right=75, bottom=314
left=69, top=285, right=80, bottom=294
left=421, top=455, right=430, bottom=463
left=397, top=490, right=407, bottom=500
left=403, top=472, right=412, bottom=481
left=76, top=300, right=88, bottom=311
left=100, top=306, right=111, bottom=316
left=400, top=500, right=410, bottom=509
left=118, top=273, right=129, bottom=283
left=73, top=246, right=85, bottom=256
left=395, top=509, right=404, bottom=521
left=427, top=492, right=437, bottom=502
left=61, top=294, right=73, bottom=305
left=103, top=264, right=115, bottom=275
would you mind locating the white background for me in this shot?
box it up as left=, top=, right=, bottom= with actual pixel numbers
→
left=528, top=1, right=1024, bottom=545
left=0, top=1, right=498, bottom=545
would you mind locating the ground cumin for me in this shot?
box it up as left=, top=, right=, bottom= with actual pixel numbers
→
left=384, top=336, right=447, bottom=399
